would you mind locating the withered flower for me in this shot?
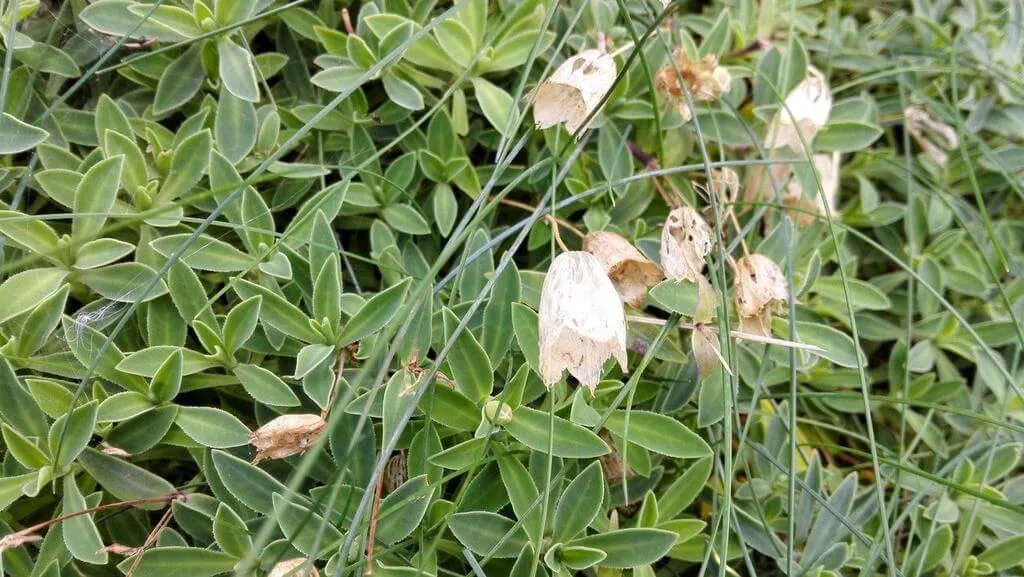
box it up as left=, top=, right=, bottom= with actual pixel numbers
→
left=250, top=414, right=326, bottom=464
left=660, top=206, right=713, bottom=282
left=765, top=67, right=832, bottom=152
left=532, top=49, right=617, bottom=137
left=782, top=153, right=841, bottom=225
left=733, top=254, right=788, bottom=337
left=905, top=106, right=958, bottom=167
left=691, top=328, right=722, bottom=380
left=710, top=167, right=740, bottom=201
left=268, top=558, right=320, bottom=577
left=583, top=230, right=663, bottom=307
left=538, top=251, right=628, bottom=391
left=655, top=49, right=731, bottom=122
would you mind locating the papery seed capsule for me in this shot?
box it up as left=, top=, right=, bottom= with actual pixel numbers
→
left=249, top=414, right=326, bottom=464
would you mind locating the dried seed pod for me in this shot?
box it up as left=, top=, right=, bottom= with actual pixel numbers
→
left=765, top=67, right=832, bottom=152
left=583, top=231, right=664, bottom=308
left=905, top=106, right=958, bottom=167
left=268, top=558, right=320, bottom=577
left=691, top=327, right=722, bottom=380
left=531, top=49, right=617, bottom=137
left=382, top=451, right=407, bottom=495
left=710, top=167, right=740, bottom=201
left=733, top=254, right=788, bottom=337
left=660, top=206, right=713, bottom=282
left=250, top=414, right=326, bottom=464
left=100, top=442, right=131, bottom=458
left=538, top=251, right=628, bottom=391
left=655, top=50, right=732, bottom=121
left=598, top=430, right=633, bottom=485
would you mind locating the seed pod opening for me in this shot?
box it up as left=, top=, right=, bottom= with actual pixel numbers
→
left=531, top=49, right=617, bottom=137
left=660, top=206, right=713, bottom=282
left=583, top=231, right=663, bottom=308
left=249, top=414, right=327, bottom=464
left=765, top=67, right=832, bottom=152
left=538, top=251, right=628, bottom=391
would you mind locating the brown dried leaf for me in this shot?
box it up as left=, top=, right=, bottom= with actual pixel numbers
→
left=532, top=49, right=617, bottom=136
left=583, top=231, right=663, bottom=307
left=538, top=251, right=628, bottom=392
left=660, top=206, right=712, bottom=282
left=250, top=414, right=326, bottom=464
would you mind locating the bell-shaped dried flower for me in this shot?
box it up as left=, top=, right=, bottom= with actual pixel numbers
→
left=250, top=414, right=326, bottom=464
left=532, top=49, right=617, bottom=137
left=660, top=206, right=713, bottom=282
left=269, top=558, right=320, bottom=577
left=733, top=254, right=788, bottom=337
left=655, top=50, right=732, bottom=122
left=781, top=153, right=841, bottom=225
left=691, top=327, right=722, bottom=379
left=765, top=67, right=832, bottom=152
left=583, top=231, right=663, bottom=307
left=905, top=106, right=958, bottom=167
left=538, top=251, right=628, bottom=391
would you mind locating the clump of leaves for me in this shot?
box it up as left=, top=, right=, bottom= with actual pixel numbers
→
left=1, top=0, right=1023, bottom=576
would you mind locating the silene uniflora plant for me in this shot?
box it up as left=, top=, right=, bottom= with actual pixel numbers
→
left=0, top=0, right=1022, bottom=576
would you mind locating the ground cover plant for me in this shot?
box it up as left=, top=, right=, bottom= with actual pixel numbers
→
left=0, top=0, right=1023, bottom=575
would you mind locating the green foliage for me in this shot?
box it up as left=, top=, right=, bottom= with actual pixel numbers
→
left=1, top=0, right=1023, bottom=576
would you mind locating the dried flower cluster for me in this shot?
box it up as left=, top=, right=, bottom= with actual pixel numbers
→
left=905, top=106, right=958, bottom=167
left=538, top=251, right=628, bottom=391
left=249, top=414, right=327, bottom=464
left=583, top=231, right=663, bottom=307
left=655, top=50, right=732, bottom=122
left=733, top=254, right=789, bottom=337
left=531, top=49, right=617, bottom=136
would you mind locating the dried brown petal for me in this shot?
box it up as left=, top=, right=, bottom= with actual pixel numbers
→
left=691, top=327, right=722, bottom=380
left=733, top=254, right=788, bottom=337
left=532, top=49, right=617, bottom=136
left=660, top=206, right=712, bottom=282
left=655, top=50, right=732, bottom=122
left=598, top=430, right=632, bottom=485
left=765, top=67, right=832, bottom=152
left=538, top=251, right=628, bottom=392
left=905, top=106, right=958, bottom=167
left=100, top=442, right=131, bottom=458
left=693, top=274, right=718, bottom=324
left=250, top=414, right=326, bottom=464
left=268, top=558, right=320, bottom=577
left=583, top=231, right=663, bottom=307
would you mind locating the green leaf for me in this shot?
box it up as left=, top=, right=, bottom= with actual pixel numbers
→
left=214, top=0, right=257, bottom=25
left=222, top=295, right=262, bottom=354
left=657, top=455, right=713, bottom=519
left=48, top=400, right=98, bottom=469
left=157, top=129, right=212, bottom=203
left=74, top=238, right=135, bottom=269
left=0, top=210, right=60, bottom=257
left=441, top=308, right=492, bottom=403
left=231, top=278, right=320, bottom=342
left=382, top=203, right=431, bottom=234
left=210, top=450, right=287, bottom=514
left=215, top=89, right=257, bottom=163
left=511, top=303, right=541, bottom=377
left=154, top=44, right=206, bottom=115
left=449, top=512, right=529, bottom=558
left=294, top=343, right=334, bottom=378
left=0, top=268, right=67, bottom=324
left=150, top=234, right=256, bottom=272
left=62, top=475, right=107, bottom=565
left=76, top=262, right=169, bottom=303
left=604, top=410, right=711, bottom=458
left=814, top=121, right=883, bottom=152
left=429, top=437, right=489, bottom=469
left=339, top=278, right=411, bottom=345
left=218, top=39, right=260, bottom=102
left=434, top=19, right=476, bottom=67
left=566, top=528, right=677, bottom=568
left=497, top=454, right=543, bottom=542
left=505, top=406, right=609, bottom=458
left=552, top=461, right=603, bottom=542
left=97, top=391, right=156, bottom=422
left=116, top=548, right=238, bottom=577
left=0, top=113, right=48, bottom=154
left=382, top=75, right=424, bottom=111
left=175, top=407, right=250, bottom=448
left=213, top=503, right=251, bottom=558
left=483, top=259, right=521, bottom=362
left=1, top=424, right=49, bottom=469
left=376, top=475, right=433, bottom=544
left=471, top=77, right=515, bottom=136
left=978, top=535, right=1024, bottom=571
left=781, top=319, right=864, bottom=368
left=233, top=364, right=300, bottom=407
left=72, top=155, right=122, bottom=242
left=149, top=349, right=183, bottom=403
left=813, top=277, right=892, bottom=311
left=272, top=493, right=340, bottom=557
left=77, top=447, right=175, bottom=506
left=0, top=360, right=49, bottom=437
left=648, top=280, right=699, bottom=316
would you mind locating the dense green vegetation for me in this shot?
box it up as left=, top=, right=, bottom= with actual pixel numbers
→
left=0, top=0, right=1022, bottom=576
